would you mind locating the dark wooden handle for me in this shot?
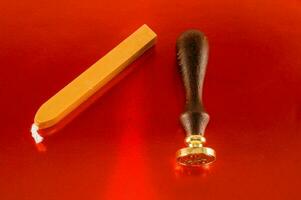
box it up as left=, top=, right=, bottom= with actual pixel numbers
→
left=177, top=30, right=210, bottom=136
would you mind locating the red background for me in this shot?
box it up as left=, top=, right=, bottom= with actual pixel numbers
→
left=1, top=0, right=301, bottom=199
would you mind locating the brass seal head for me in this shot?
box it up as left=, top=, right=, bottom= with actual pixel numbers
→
left=176, top=135, right=216, bottom=166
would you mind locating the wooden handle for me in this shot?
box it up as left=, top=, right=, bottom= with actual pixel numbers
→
left=177, top=30, right=210, bottom=136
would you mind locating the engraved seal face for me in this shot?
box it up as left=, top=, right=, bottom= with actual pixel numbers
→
left=176, top=146, right=216, bottom=166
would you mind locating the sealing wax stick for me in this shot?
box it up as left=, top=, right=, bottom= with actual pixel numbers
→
left=31, top=24, right=157, bottom=143
left=176, top=30, right=216, bottom=166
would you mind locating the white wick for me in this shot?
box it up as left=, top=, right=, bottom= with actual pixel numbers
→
left=31, top=124, right=44, bottom=144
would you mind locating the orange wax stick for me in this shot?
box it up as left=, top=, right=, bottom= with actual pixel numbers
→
left=31, top=24, right=157, bottom=142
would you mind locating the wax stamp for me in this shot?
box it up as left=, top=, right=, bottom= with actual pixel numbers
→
left=176, top=30, right=216, bottom=166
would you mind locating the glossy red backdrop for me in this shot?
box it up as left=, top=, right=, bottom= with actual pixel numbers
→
left=1, top=0, right=301, bottom=199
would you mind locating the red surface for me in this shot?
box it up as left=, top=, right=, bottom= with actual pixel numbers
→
left=1, top=0, right=301, bottom=199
